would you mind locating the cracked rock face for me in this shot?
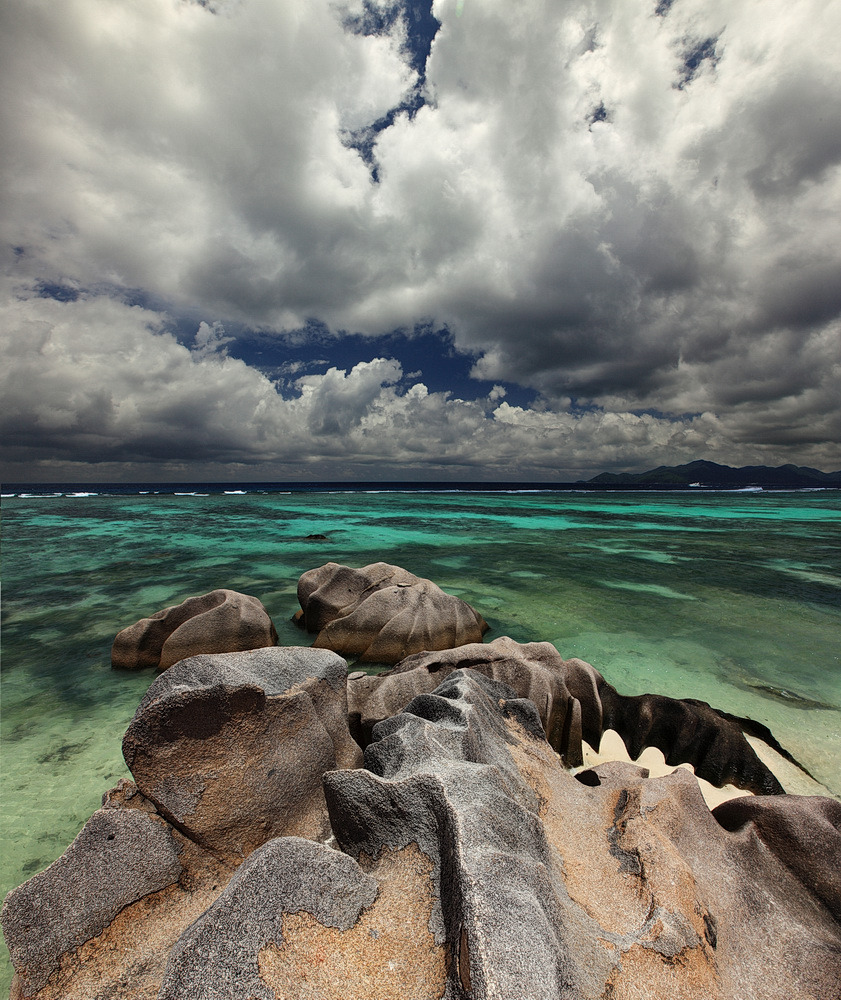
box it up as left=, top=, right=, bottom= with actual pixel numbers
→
left=122, top=647, right=363, bottom=861
left=4, top=658, right=840, bottom=999
left=295, top=562, right=489, bottom=663
left=331, top=669, right=841, bottom=999
left=111, top=589, right=279, bottom=671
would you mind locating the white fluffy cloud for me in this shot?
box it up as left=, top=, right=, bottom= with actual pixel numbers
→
left=2, top=278, right=818, bottom=481
left=2, top=0, right=840, bottom=477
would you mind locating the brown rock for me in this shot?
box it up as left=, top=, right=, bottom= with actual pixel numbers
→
left=157, top=837, right=447, bottom=1000
left=111, top=589, right=278, bottom=671
left=122, top=647, right=362, bottom=862
left=327, top=668, right=841, bottom=999
left=295, top=562, right=488, bottom=663
left=1, top=807, right=182, bottom=997
left=349, top=636, right=583, bottom=759
left=2, top=786, right=234, bottom=1000
left=4, top=665, right=839, bottom=1000
left=349, top=637, right=788, bottom=794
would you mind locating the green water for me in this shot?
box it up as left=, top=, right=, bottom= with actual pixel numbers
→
left=2, top=488, right=840, bottom=990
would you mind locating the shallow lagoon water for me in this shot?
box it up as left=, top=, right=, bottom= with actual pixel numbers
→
left=2, top=486, right=840, bottom=990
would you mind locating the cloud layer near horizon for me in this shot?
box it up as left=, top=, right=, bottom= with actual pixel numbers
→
left=2, top=0, right=840, bottom=479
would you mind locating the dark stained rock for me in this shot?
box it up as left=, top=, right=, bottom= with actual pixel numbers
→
left=348, top=637, right=787, bottom=794
left=0, top=807, right=183, bottom=997
left=122, top=647, right=362, bottom=862
left=111, top=589, right=278, bottom=671
left=712, top=793, right=841, bottom=923
left=294, top=562, right=488, bottom=663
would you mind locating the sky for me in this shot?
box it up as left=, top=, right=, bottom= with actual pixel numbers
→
left=1, top=0, right=840, bottom=483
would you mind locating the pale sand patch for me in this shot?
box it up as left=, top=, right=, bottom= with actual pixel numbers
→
left=578, top=730, right=752, bottom=809
left=258, top=843, right=447, bottom=1000
left=577, top=729, right=837, bottom=805
left=744, top=735, right=837, bottom=800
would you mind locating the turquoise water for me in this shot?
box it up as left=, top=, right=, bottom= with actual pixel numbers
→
left=2, top=487, right=840, bottom=989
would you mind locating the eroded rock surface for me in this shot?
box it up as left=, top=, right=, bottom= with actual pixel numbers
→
left=295, top=562, right=488, bottom=663
left=328, top=669, right=841, bottom=999
left=112, top=589, right=278, bottom=671
left=123, top=647, right=362, bottom=860
left=1, top=807, right=183, bottom=997
left=348, top=636, right=787, bottom=793
left=5, top=655, right=840, bottom=1000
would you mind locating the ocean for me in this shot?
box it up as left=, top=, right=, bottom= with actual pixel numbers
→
left=2, top=483, right=840, bottom=990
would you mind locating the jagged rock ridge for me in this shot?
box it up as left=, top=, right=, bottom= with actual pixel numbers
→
left=4, top=573, right=840, bottom=999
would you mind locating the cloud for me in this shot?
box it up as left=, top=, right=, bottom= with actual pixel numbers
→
left=192, top=321, right=234, bottom=359
left=5, top=278, right=832, bottom=482
left=2, top=0, right=840, bottom=476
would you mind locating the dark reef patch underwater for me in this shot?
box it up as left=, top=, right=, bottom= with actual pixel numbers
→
left=1, top=484, right=840, bottom=993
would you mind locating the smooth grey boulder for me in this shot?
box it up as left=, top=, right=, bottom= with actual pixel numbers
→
left=349, top=637, right=788, bottom=794
left=295, top=562, right=488, bottom=663
left=111, top=589, right=278, bottom=671
left=158, top=837, right=378, bottom=1000
left=122, top=647, right=362, bottom=861
left=0, top=808, right=183, bottom=997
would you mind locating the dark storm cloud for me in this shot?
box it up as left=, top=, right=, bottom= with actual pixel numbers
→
left=1, top=0, right=839, bottom=479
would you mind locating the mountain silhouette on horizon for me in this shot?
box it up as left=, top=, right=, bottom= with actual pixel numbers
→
left=587, top=460, right=841, bottom=488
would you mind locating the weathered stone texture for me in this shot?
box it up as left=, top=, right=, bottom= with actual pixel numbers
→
left=349, top=636, right=786, bottom=793
left=122, top=646, right=362, bottom=860
left=111, top=589, right=278, bottom=671
left=329, top=668, right=841, bottom=999
left=5, top=648, right=840, bottom=1000
left=1, top=807, right=183, bottom=997
left=295, top=562, right=488, bottom=663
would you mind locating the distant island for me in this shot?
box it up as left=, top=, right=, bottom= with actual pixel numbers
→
left=586, top=460, right=841, bottom=489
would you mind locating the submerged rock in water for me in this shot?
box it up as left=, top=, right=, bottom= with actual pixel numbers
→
left=348, top=636, right=786, bottom=794
left=122, top=647, right=362, bottom=861
left=111, top=589, right=278, bottom=671
left=294, top=561, right=488, bottom=663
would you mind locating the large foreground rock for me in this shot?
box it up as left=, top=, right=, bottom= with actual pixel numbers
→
left=295, top=562, right=488, bottom=663
left=1, top=787, right=234, bottom=1000
left=330, top=670, right=841, bottom=998
left=5, top=660, right=839, bottom=998
left=348, top=636, right=788, bottom=793
left=111, top=589, right=278, bottom=671
left=123, top=647, right=362, bottom=860
left=135, top=669, right=841, bottom=999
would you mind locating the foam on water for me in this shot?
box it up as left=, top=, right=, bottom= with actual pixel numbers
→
left=1, top=486, right=840, bottom=990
